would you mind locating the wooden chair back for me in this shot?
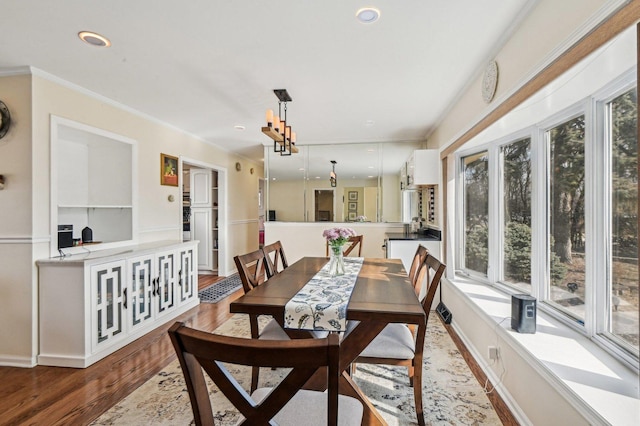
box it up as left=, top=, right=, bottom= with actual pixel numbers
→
left=325, top=235, right=363, bottom=257
left=408, top=245, right=428, bottom=291
left=420, top=254, right=446, bottom=322
left=233, top=249, right=268, bottom=294
left=262, top=240, right=289, bottom=279
left=169, top=322, right=341, bottom=426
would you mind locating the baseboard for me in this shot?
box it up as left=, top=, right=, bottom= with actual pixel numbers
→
left=0, top=354, right=37, bottom=368
left=450, top=319, right=532, bottom=426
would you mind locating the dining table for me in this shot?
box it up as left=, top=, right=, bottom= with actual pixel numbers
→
left=230, top=256, right=426, bottom=426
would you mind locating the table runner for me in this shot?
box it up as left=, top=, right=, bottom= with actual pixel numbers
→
left=284, top=257, right=364, bottom=332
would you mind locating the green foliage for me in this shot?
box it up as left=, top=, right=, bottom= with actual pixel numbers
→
left=465, top=222, right=488, bottom=274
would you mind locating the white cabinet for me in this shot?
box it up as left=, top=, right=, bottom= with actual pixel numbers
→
left=387, top=239, right=441, bottom=272
left=405, top=149, right=440, bottom=188
left=38, top=241, right=199, bottom=368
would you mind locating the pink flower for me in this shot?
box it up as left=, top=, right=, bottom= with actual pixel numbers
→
left=323, top=227, right=356, bottom=246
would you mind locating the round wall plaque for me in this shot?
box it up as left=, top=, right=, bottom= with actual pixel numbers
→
left=0, top=100, right=11, bottom=139
left=481, top=60, right=499, bottom=104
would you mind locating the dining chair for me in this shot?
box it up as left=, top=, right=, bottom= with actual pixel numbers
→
left=325, top=235, right=363, bottom=257
left=169, top=323, right=363, bottom=426
left=349, top=253, right=446, bottom=426
left=234, top=249, right=290, bottom=392
left=262, top=240, right=289, bottom=279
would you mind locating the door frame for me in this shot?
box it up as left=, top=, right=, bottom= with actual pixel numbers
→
left=312, top=188, right=336, bottom=222
left=179, top=157, right=228, bottom=276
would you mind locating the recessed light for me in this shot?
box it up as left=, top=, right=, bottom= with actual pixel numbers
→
left=365, top=120, right=375, bottom=126
left=368, top=166, right=375, bottom=169
left=315, top=176, right=321, bottom=179
left=78, top=31, right=111, bottom=47
left=356, top=8, right=380, bottom=24
left=234, top=125, right=245, bottom=131
left=298, top=168, right=305, bottom=171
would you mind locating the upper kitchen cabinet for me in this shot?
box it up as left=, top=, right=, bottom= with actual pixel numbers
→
left=51, top=116, right=137, bottom=256
left=406, top=149, right=440, bottom=187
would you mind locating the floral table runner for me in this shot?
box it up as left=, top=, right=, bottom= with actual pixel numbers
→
left=284, top=257, right=364, bottom=332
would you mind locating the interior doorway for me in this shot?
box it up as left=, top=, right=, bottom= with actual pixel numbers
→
left=314, top=189, right=334, bottom=221
left=181, top=158, right=226, bottom=276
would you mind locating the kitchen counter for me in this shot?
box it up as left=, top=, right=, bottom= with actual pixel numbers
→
left=385, top=232, right=441, bottom=241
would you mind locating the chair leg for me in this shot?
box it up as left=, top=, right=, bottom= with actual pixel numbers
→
left=251, top=366, right=259, bottom=393
left=413, top=360, right=424, bottom=426
left=408, top=364, right=414, bottom=387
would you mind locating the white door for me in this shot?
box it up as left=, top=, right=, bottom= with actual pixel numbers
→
left=190, top=168, right=212, bottom=207
left=191, top=208, right=212, bottom=270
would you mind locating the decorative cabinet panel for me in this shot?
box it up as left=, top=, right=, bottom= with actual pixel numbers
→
left=156, top=250, right=177, bottom=318
left=91, top=260, right=127, bottom=351
left=127, top=254, right=155, bottom=332
left=177, top=245, right=197, bottom=304
left=37, top=241, right=199, bottom=368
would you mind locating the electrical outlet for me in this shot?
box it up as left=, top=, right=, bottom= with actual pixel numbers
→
left=488, top=346, right=499, bottom=360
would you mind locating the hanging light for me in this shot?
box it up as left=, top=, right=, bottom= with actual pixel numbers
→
left=330, top=160, right=337, bottom=187
left=262, top=89, right=298, bottom=155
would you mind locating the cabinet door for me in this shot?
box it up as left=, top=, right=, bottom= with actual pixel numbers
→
left=127, top=254, right=155, bottom=331
left=177, top=245, right=197, bottom=304
left=190, top=168, right=212, bottom=207
left=156, top=250, right=177, bottom=317
left=91, top=260, right=127, bottom=351
left=191, top=208, right=212, bottom=270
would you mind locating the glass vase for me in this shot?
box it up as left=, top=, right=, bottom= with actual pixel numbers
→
left=328, top=244, right=346, bottom=277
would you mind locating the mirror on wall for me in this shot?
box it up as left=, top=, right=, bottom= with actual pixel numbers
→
left=266, top=141, right=422, bottom=223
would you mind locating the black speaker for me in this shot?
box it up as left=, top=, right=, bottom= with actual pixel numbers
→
left=268, top=210, right=276, bottom=221
left=511, top=294, right=536, bottom=333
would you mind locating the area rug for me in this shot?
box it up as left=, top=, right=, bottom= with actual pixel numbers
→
left=92, top=315, right=501, bottom=425
left=198, top=274, right=243, bottom=303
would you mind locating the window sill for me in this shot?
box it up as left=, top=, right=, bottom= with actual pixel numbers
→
left=445, top=275, right=639, bottom=426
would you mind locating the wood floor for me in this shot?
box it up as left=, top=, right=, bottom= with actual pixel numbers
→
left=0, top=275, right=517, bottom=426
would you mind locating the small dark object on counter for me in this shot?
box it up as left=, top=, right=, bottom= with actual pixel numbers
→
left=82, top=226, right=93, bottom=243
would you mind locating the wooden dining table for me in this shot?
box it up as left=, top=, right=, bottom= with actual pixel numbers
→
left=230, top=256, right=426, bottom=426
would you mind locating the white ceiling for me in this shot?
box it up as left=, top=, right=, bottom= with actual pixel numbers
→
left=0, top=0, right=534, bottom=165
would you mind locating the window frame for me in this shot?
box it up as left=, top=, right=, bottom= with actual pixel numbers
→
left=454, top=73, right=639, bottom=368
left=592, top=68, right=639, bottom=361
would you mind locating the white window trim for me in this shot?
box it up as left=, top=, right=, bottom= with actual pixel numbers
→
left=455, top=85, right=639, bottom=369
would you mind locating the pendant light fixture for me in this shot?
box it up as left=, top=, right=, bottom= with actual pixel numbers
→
left=330, top=160, right=337, bottom=187
left=262, top=89, right=298, bottom=156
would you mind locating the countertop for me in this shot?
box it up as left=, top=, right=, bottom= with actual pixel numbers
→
left=386, top=231, right=441, bottom=241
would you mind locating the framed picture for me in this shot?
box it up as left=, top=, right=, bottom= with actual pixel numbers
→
left=161, top=153, right=179, bottom=186
left=348, top=211, right=357, bottom=221
left=348, top=202, right=357, bottom=211
left=348, top=191, right=358, bottom=201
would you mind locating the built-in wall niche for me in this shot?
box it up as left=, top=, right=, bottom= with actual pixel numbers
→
left=51, top=116, right=137, bottom=256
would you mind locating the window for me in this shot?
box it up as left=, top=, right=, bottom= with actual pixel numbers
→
left=501, top=138, right=532, bottom=292
left=546, top=115, right=586, bottom=322
left=607, top=88, right=638, bottom=353
left=462, top=152, right=489, bottom=276
left=455, top=88, right=638, bottom=363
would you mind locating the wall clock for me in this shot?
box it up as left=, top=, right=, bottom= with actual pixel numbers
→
left=481, top=60, right=499, bottom=104
left=0, top=100, right=11, bottom=139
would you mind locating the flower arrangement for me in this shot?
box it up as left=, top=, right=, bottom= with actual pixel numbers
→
left=322, top=227, right=356, bottom=248
left=355, top=215, right=367, bottom=222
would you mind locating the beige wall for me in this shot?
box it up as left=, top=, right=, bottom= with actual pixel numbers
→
left=432, top=0, right=631, bottom=424
left=0, top=75, right=37, bottom=366
left=0, top=71, right=262, bottom=366
left=428, top=0, right=612, bottom=150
